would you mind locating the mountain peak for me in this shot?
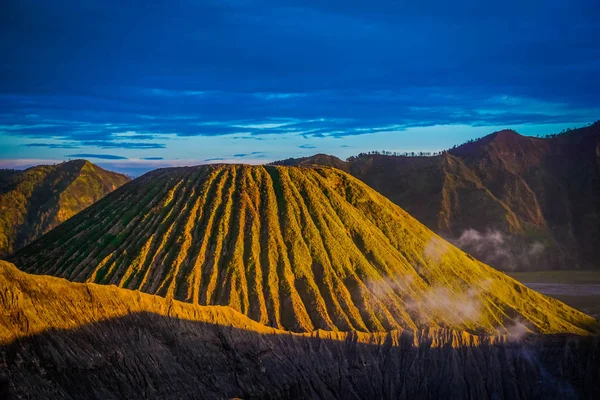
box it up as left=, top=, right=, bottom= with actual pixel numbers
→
left=0, top=160, right=130, bottom=257
left=272, top=154, right=348, bottom=171
left=486, top=129, right=531, bottom=146
left=449, top=128, right=546, bottom=160
left=67, top=158, right=92, bottom=166
left=490, top=128, right=520, bottom=137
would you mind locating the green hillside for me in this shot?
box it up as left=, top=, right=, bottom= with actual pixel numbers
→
left=0, top=160, right=130, bottom=257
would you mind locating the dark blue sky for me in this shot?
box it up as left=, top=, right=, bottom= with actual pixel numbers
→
left=1, top=0, right=599, bottom=175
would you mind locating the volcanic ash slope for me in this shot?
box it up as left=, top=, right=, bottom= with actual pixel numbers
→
left=12, top=165, right=599, bottom=335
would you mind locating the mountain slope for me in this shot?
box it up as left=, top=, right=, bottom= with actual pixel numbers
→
left=276, top=153, right=351, bottom=172
left=450, top=127, right=600, bottom=270
left=2, top=261, right=600, bottom=400
left=11, top=164, right=598, bottom=335
left=0, top=160, right=130, bottom=257
left=274, top=123, right=600, bottom=270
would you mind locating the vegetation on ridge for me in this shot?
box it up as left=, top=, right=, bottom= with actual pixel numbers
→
left=274, top=123, right=600, bottom=271
left=12, top=165, right=599, bottom=335
left=0, top=160, right=130, bottom=257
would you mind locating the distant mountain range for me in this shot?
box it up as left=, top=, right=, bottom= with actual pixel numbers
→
left=274, top=123, right=600, bottom=271
left=11, top=164, right=597, bottom=335
left=0, top=160, right=130, bottom=257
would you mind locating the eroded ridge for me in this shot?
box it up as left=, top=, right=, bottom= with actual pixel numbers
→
left=11, top=165, right=599, bottom=335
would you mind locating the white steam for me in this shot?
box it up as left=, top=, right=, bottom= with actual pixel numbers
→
left=423, top=236, right=450, bottom=263
left=452, top=228, right=545, bottom=270
left=367, top=273, right=490, bottom=327
left=497, top=319, right=531, bottom=342
left=364, top=235, right=536, bottom=333
left=406, top=286, right=484, bottom=325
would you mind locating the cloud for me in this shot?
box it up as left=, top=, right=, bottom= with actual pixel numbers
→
left=1, top=0, right=599, bottom=159
left=451, top=229, right=546, bottom=270
left=80, top=141, right=166, bottom=149
left=67, top=153, right=128, bottom=160
left=232, top=136, right=266, bottom=141
left=1, top=91, right=597, bottom=148
left=233, top=151, right=265, bottom=158
left=204, top=157, right=225, bottom=162
left=299, top=144, right=317, bottom=149
left=111, top=131, right=162, bottom=141
left=22, top=142, right=80, bottom=149
left=4, top=0, right=599, bottom=102
left=142, top=157, right=164, bottom=160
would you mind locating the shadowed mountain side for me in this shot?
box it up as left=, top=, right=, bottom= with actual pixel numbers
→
left=10, top=166, right=599, bottom=334
left=0, top=160, right=130, bottom=257
left=1, top=262, right=600, bottom=400
left=273, top=124, right=600, bottom=271
left=4, top=314, right=600, bottom=400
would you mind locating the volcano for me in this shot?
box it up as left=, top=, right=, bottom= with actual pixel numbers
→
left=12, top=164, right=598, bottom=335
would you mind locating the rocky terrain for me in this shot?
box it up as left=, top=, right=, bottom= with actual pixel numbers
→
left=1, top=261, right=599, bottom=400
left=274, top=123, right=600, bottom=271
left=0, top=159, right=130, bottom=257
left=11, top=165, right=598, bottom=335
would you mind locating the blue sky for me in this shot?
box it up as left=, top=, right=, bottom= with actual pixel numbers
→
left=1, top=0, right=599, bottom=176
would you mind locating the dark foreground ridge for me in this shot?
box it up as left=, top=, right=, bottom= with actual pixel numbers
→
left=10, top=165, right=599, bottom=334
left=5, top=314, right=599, bottom=400
left=1, top=261, right=599, bottom=400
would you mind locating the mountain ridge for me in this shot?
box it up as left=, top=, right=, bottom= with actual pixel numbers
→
left=274, top=124, right=600, bottom=270
left=0, top=160, right=130, bottom=257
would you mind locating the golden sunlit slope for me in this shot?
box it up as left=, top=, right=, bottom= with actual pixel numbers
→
left=0, top=160, right=130, bottom=257
left=3, top=260, right=600, bottom=400
left=0, top=260, right=512, bottom=346
left=0, top=260, right=524, bottom=347
left=11, top=165, right=599, bottom=335
left=0, top=260, right=272, bottom=345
